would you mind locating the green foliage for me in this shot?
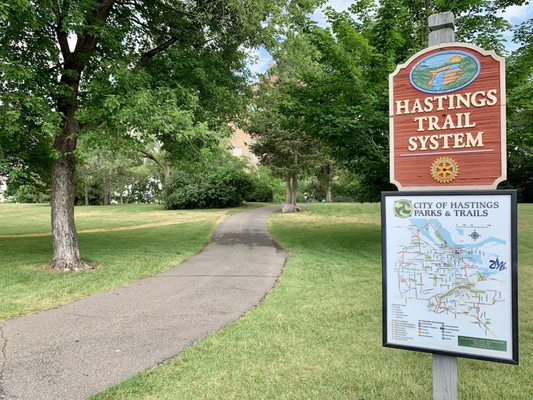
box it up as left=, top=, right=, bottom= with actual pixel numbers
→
left=504, top=18, right=533, bottom=202
left=264, top=19, right=394, bottom=201
left=247, top=75, right=323, bottom=180
left=6, top=182, right=49, bottom=204
left=246, top=179, right=274, bottom=203
left=164, top=156, right=254, bottom=209
left=246, top=57, right=334, bottom=208
left=332, top=170, right=362, bottom=202
left=246, top=166, right=281, bottom=203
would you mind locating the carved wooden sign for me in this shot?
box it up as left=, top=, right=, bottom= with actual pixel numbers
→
left=389, top=43, right=506, bottom=189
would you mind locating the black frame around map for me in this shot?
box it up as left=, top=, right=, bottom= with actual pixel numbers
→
left=381, top=190, right=518, bottom=364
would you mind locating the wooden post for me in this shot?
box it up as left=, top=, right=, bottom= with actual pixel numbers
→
left=433, top=353, right=457, bottom=400
left=428, top=11, right=458, bottom=400
left=428, top=11, right=455, bottom=45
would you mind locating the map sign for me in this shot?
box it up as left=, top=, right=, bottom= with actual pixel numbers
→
left=382, top=191, right=518, bottom=364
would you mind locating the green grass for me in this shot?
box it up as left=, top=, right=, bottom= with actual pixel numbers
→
left=0, top=203, right=236, bottom=236
left=93, top=203, right=533, bottom=400
left=0, top=204, right=248, bottom=320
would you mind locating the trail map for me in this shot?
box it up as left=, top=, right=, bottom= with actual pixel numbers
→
left=383, top=192, right=517, bottom=363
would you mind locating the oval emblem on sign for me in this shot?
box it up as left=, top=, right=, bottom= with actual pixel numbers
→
left=409, top=51, right=480, bottom=94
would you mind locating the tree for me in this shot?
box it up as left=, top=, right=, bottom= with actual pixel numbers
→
left=504, top=18, right=533, bottom=201
left=0, top=0, right=322, bottom=270
left=247, top=71, right=327, bottom=212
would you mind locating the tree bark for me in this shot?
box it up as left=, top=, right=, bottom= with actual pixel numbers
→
left=50, top=118, right=91, bottom=271
left=84, top=183, right=89, bottom=206
left=141, top=149, right=172, bottom=184
left=103, top=178, right=112, bottom=205
left=285, top=176, right=291, bottom=204
left=282, top=173, right=300, bottom=213
left=325, top=166, right=334, bottom=203
left=163, top=163, right=171, bottom=184
left=325, top=186, right=332, bottom=203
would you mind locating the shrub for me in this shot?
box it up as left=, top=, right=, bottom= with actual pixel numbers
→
left=164, top=161, right=254, bottom=209
left=247, top=177, right=274, bottom=202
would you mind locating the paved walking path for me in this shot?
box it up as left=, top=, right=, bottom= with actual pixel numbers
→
left=0, top=206, right=286, bottom=400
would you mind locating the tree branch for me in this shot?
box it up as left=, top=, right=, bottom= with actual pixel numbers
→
left=54, top=7, right=71, bottom=59
left=137, top=35, right=179, bottom=68
left=140, top=149, right=164, bottom=170
left=74, top=0, right=116, bottom=57
left=131, top=15, right=150, bottom=30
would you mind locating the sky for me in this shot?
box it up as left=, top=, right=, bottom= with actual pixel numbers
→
left=248, top=1, right=533, bottom=75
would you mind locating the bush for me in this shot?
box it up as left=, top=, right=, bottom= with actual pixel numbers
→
left=247, top=177, right=274, bottom=202
left=7, top=183, right=49, bottom=203
left=164, top=161, right=254, bottom=209
left=246, top=166, right=283, bottom=203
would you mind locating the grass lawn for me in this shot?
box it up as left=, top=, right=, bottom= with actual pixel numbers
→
left=93, top=203, right=533, bottom=400
left=0, top=203, right=257, bottom=320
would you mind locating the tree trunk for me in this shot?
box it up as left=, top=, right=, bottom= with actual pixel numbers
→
left=163, top=163, right=171, bottom=184
left=50, top=59, right=89, bottom=270
left=50, top=125, right=91, bottom=271
left=325, top=163, right=335, bottom=203
left=103, top=179, right=112, bottom=205
left=325, top=169, right=333, bottom=203
left=282, top=173, right=300, bottom=213
left=291, top=173, right=298, bottom=205
left=325, top=186, right=332, bottom=203
left=84, top=183, right=89, bottom=206
left=285, top=177, right=291, bottom=204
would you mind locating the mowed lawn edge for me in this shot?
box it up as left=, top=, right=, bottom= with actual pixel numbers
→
left=92, top=203, right=533, bottom=400
left=0, top=203, right=263, bottom=321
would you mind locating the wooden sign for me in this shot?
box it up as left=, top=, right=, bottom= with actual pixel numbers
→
left=389, top=43, right=506, bottom=190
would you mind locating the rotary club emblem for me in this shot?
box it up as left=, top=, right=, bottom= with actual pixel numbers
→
left=430, top=157, right=459, bottom=183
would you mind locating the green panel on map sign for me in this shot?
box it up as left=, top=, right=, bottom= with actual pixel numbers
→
left=458, top=336, right=507, bottom=352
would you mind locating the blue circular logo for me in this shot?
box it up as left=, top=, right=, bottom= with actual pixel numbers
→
left=409, top=51, right=480, bottom=94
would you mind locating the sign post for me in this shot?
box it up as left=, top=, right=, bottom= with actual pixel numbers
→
left=428, top=14, right=458, bottom=400
left=383, top=11, right=518, bottom=400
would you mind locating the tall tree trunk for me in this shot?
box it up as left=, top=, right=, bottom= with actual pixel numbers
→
left=163, top=163, right=171, bottom=184
left=291, top=173, right=298, bottom=206
left=84, top=183, right=89, bottom=206
left=103, top=179, right=112, bottom=205
left=325, top=166, right=334, bottom=203
left=325, top=186, right=332, bottom=203
left=50, top=115, right=90, bottom=270
left=285, top=177, right=291, bottom=204
left=282, top=173, right=300, bottom=213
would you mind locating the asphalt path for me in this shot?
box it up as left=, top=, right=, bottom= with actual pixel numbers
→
left=0, top=205, right=286, bottom=400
